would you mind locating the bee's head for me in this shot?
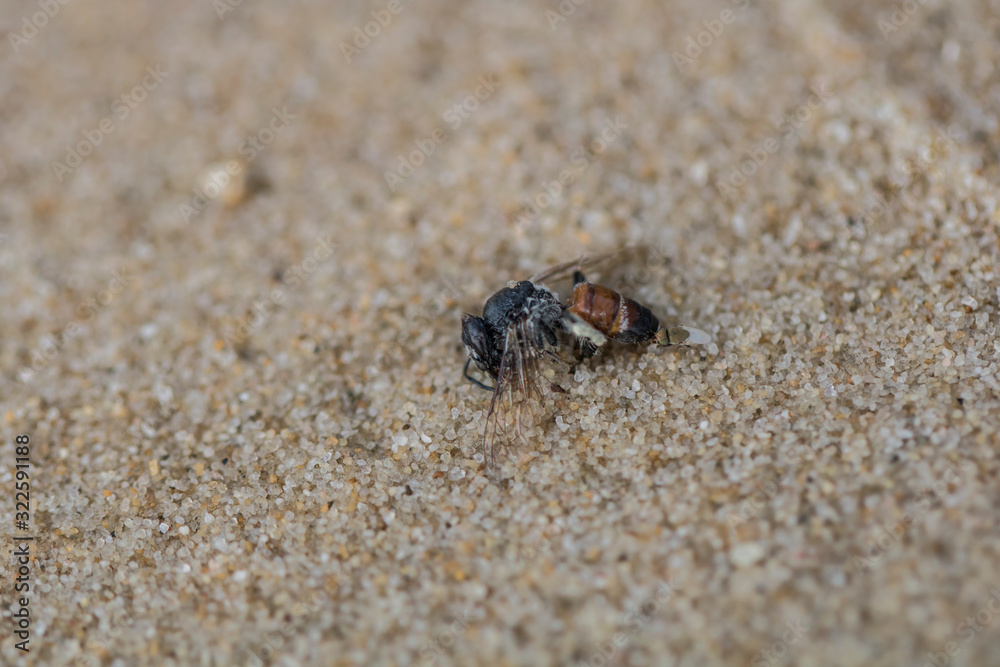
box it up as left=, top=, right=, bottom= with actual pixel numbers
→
left=462, top=314, right=497, bottom=379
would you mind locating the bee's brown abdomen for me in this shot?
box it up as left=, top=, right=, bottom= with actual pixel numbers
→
left=568, top=282, right=660, bottom=344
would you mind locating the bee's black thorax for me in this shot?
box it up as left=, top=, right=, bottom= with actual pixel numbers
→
left=481, top=281, right=534, bottom=341
left=465, top=281, right=562, bottom=380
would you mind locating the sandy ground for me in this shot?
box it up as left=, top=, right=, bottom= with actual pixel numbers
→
left=2, top=0, right=1000, bottom=665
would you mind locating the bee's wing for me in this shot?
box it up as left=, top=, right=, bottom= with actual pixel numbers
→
left=481, top=314, right=545, bottom=473
left=526, top=248, right=633, bottom=285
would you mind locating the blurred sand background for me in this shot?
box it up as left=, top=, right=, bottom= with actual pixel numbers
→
left=2, top=0, right=1000, bottom=665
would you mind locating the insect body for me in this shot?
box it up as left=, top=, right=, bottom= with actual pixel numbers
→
left=567, top=271, right=711, bottom=348
left=461, top=254, right=710, bottom=473
left=461, top=280, right=562, bottom=386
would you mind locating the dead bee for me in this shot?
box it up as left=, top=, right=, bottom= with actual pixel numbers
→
left=461, top=252, right=710, bottom=472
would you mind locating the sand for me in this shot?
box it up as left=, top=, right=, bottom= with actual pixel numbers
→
left=2, top=0, right=999, bottom=665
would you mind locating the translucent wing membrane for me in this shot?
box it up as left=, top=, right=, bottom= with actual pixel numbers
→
left=481, top=313, right=549, bottom=474
left=526, top=249, right=628, bottom=286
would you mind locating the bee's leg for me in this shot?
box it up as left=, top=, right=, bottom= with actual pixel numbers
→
left=572, top=270, right=588, bottom=286
left=570, top=338, right=583, bottom=365
left=464, top=358, right=495, bottom=391
left=543, top=347, right=571, bottom=366
left=566, top=338, right=596, bottom=375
